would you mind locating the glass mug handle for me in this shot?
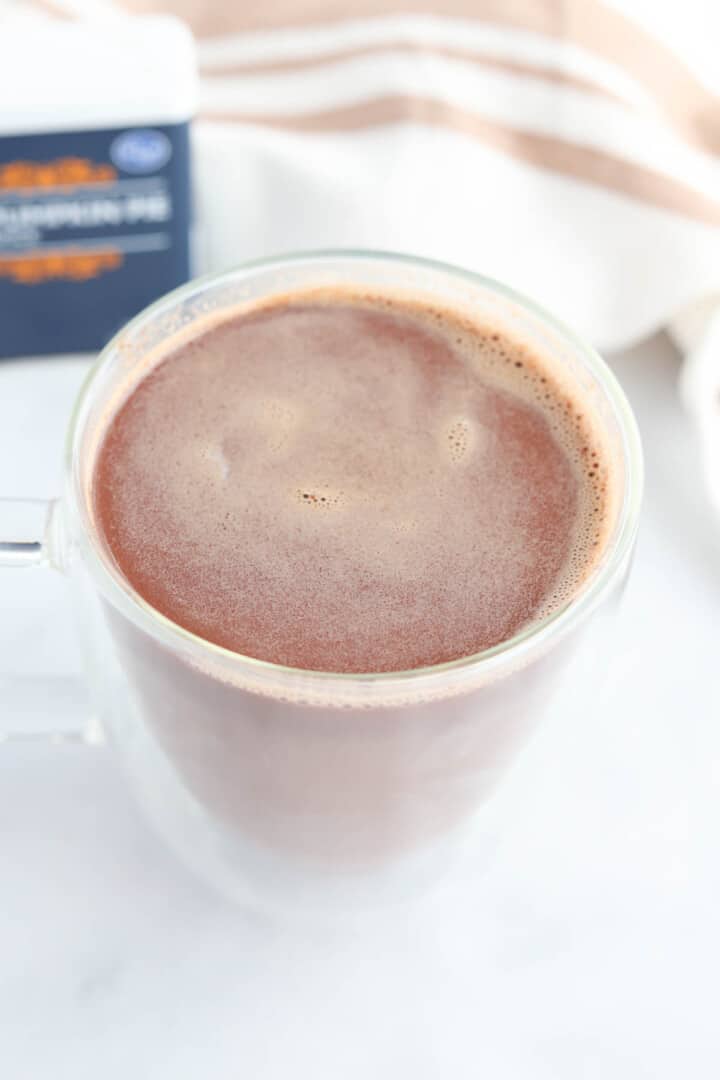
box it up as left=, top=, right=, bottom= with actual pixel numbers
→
left=0, top=497, right=58, bottom=569
left=0, top=497, right=101, bottom=746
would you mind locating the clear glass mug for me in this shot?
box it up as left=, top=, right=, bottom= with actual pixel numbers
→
left=0, top=252, right=643, bottom=914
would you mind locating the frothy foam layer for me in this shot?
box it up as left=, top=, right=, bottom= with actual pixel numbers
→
left=93, top=292, right=612, bottom=673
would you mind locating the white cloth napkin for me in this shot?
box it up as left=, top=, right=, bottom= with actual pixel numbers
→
left=10, top=0, right=720, bottom=511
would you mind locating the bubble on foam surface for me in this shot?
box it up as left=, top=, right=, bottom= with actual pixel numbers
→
left=295, top=486, right=344, bottom=510
left=201, top=442, right=230, bottom=480
left=444, top=417, right=474, bottom=464
left=93, top=291, right=615, bottom=674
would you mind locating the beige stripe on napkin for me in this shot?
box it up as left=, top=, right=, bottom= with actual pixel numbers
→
left=204, top=43, right=621, bottom=104
left=203, top=95, right=720, bottom=226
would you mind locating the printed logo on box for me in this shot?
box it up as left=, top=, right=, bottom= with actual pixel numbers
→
left=110, top=129, right=172, bottom=174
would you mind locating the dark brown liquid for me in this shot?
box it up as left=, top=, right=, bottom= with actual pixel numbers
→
left=93, top=293, right=609, bottom=673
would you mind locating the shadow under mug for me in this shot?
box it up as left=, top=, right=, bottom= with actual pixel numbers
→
left=0, top=251, right=643, bottom=914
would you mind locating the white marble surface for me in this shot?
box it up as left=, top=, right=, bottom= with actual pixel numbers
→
left=1, top=334, right=719, bottom=1078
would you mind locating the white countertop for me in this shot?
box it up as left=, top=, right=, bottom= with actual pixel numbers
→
left=1, top=334, right=718, bottom=1078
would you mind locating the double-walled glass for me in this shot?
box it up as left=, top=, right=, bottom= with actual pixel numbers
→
left=1, top=252, right=643, bottom=913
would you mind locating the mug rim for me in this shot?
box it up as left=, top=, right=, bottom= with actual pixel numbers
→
left=65, top=249, right=644, bottom=693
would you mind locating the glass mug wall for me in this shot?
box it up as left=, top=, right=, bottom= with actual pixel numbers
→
left=0, top=253, right=643, bottom=913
